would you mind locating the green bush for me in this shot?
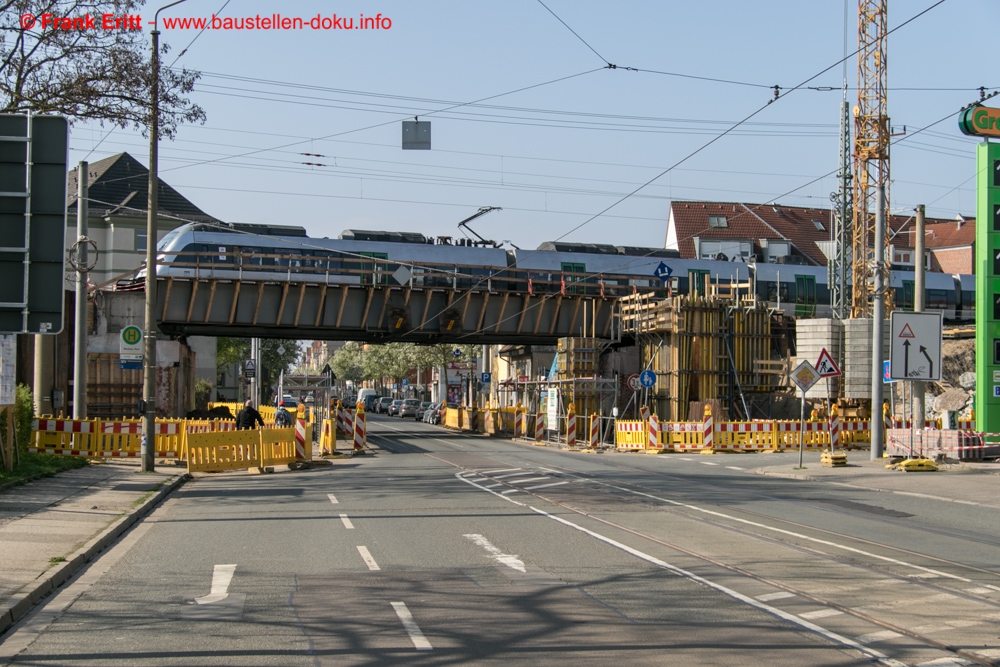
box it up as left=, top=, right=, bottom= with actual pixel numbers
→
left=0, top=384, right=34, bottom=453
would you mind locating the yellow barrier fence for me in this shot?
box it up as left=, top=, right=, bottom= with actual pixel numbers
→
left=187, top=429, right=265, bottom=472
left=319, top=418, right=337, bottom=455
left=444, top=408, right=463, bottom=429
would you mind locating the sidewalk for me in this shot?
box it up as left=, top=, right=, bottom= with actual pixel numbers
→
left=0, top=462, right=185, bottom=636
left=754, top=454, right=1000, bottom=508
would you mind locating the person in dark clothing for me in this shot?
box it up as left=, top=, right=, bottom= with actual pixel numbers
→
left=236, top=400, right=264, bottom=429
left=274, top=401, right=294, bottom=427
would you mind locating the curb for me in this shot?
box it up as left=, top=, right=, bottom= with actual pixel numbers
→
left=0, top=473, right=188, bottom=636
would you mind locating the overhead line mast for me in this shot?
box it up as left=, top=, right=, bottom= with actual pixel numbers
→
left=851, top=0, right=892, bottom=318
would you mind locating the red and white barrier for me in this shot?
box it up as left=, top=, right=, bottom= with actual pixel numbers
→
left=34, top=419, right=93, bottom=433
left=615, top=421, right=646, bottom=451
left=702, top=408, right=714, bottom=449
left=295, top=419, right=307, bottom=459
left=535, top=413, right=545, bottom=442
left=567, top=412, right=577, bottom=447
left=830, top=415, right=840, bottom=450
left=353, top=409, right=366, bottom=451
left=589, top=414, right=600, bottom=448
left=647, top=415, right=661, bottom=450
left=514, top=409, right=524, bottom=438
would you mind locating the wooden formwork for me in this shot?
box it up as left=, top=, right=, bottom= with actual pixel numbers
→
left=619, top=294, right=774, bottom=422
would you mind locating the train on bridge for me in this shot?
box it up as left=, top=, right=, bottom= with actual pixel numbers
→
left=136, top=222, right=975, bottom=323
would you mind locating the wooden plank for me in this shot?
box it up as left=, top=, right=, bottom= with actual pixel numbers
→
left=516, top=295, right=530, bottom=334
left=185, top=280, right=200, bottom=322
left=335, top=285, right=349, bottom=328
left=252, top=282, right=265, bottom=326
left=533, top=295, right=549, bottom=335
left=313, top=284, right=328, bottom=328
left=419, top=290, right=432, bottom=331
left=475, top=291, right=490, bottom=333
left=293, top=283, right=307, bottom=326
left=567, top=296, right=581, bottom=337
left=276, top=282, right=290, bottom=325
left=592, top=298, right=603, bottom=338
left=460, top=290, right=472, bottom=327
left=160, top=278, right=174, bottom=321
left=375, top=286, right=392, bottom=329
left=494, top=293, right=509, bottom=332
left=360, top=287, right=375, bottom=328
left=204, top=281, right=217, bottom=323
left=228, top=281, right=242, bottom=324
left=548, top=295, right=563, bottom=335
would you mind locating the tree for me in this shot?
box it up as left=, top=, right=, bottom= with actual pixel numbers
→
left=362, top=343, right=415, bottom=388
left=330, top=342, right=363, bottom=385
left=1, top=0, right=204, bottom=137
left=216, top=337, right=301, bottom=388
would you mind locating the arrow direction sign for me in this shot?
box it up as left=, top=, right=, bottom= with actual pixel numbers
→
left=653, top=262, right=673, bottom=284
left=889, top=312, right=942, bottom=381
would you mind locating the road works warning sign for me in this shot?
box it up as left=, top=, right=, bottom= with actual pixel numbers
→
left=814, top=348, right=841, bottom=378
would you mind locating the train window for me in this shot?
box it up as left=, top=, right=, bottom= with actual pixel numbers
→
left=901, top=281, right=914, bottom=310
left=927, top=289, right=951, bottom=309
left=561, top=262, right=585, bottom=294
left=358, top=252, right=388, bottom=285
left=177, top=243, right=201, bottom=264
left=794, top=275, right=816, bottom=304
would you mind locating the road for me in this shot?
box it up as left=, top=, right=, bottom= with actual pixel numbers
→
left=2, top=415, right=999, bottom=666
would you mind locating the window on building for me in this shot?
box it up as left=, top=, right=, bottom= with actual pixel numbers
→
left=708, top=215, right=728, bottom=228
left=134, top=229, right=147, bottom=252
left=812, top=220, right=825, bottom=231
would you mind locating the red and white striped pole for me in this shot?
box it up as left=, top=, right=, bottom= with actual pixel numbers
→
left=648, top=414, right=660, bottom=450
left=639, top=405, right=650, bottom=423
left=702, top=405, right=714, bottom=450
left=830, top=405, right=840, bottom=451
left=353, top=402, right=366, bottom=454
left=295, top=418, right=307, bottom=460
left=590, top=414, right=600, bottom=448
left=515, top=406, right=523, bottom=438
left=566, top=404, right=577, bottom=447
left=535, top=412, right=545, bottom=443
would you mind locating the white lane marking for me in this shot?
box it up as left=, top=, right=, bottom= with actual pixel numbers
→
left=726, top=466, right=744, bottom=471
left=453, top=472, right=906, bottom=667
left=678, top=457, right=692, bottom=461
left=195, top=564, right=237, bottom=605
left=525, top=481, right=569, bottom=490
left=508, top=476, right=551, bottom=485
left=327, top=493, right=338, bottom=504
left=757, top=591, right=796, bottom=601
left=486, top=483, right=504, bottom=488
left=391, top=601, right=432, bottom=651
left=909, top=572, right=940, bottom=579
left=480, top=468, right=522, bottom=475
left=357, top=546, right=380, bottom=571
left=916, top=659, right=973, bottom=666
left=598, top=483, right=980, bottom=585
left=339, top=514, right=354, bottom=529
left=700, top=462, right=719, bottom=466
left=855, top=630, right=902, bottom=645
left=466, top=478, right=488, bottom=483
left=501, top=489, right=521, bottom=495
left=800, top=608, right=843, bottom=620
left=493, top=471, right=538, bottom=479
left=965, top=587, right=993, bottom=595
left=464, top=533, right=526, bottom=573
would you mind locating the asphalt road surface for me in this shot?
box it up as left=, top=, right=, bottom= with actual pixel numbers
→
left=2, top=415, right=999, bottom=666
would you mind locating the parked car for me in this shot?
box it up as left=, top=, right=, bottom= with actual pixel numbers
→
left=377, top=397, right=393, bottom=414
left=415, top=401, right=432, bottom=420
left=388, top=399, right=404, bottom=416
left=363, top=394, right=381, bottom=412
left=400, top=398, right=420, bottom=418
left=425, top=401, right=444, bottom=425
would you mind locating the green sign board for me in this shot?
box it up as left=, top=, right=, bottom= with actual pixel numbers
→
left=975, top=141, right=1000, bottom=433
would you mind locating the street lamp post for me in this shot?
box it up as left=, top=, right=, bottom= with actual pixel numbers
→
left=142, top=0, right=186, bottom=472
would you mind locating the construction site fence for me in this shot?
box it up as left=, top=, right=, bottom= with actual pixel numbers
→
left=187, top=425, right=311, bottom=473
left=439, top=406, right=614, bottom=445
left=885, top=428, right=1000, bottom=461
left=28, top=416, right=311, bottom=463
left=208, top=402, right=320, bottom=425
left=614, top=418, right=877, bottom=452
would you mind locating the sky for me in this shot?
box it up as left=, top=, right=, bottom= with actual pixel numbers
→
left=68, top=0, right=999, bottom=251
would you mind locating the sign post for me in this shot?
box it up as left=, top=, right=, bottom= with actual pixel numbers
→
left=791, top=361, right=821, bottom=468
left=119, top=325, right=143, bottom=370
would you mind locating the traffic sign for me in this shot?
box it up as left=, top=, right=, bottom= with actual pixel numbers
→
left=0, top=115, right=69, bottom=334
left=481, top=372, right=491, bottom=383
left=244, top=359, right=256, bottom=378
left=882, top=360, right=895, bottom=384
left=653, top=262, right=673, bottom=284
left=639, top=369, right=656, bottom=387
left=453, top=348, right=462, bottom=358
left=627, top=374, right=642, bottom=391
left=119, top=325, right=143, bottom=361
left=790, top=361, right=820, bottom=393
left=402, top=379, right=409, bottom=387
left=814, top=348, right=841, bottom=378
left=889, top=312, right=942, bottom=381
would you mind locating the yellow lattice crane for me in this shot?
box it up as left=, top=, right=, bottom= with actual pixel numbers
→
left=851, top=0, right=892, bottom=318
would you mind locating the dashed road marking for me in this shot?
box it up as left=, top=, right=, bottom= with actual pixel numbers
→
left=855, top=630, right=902, bottom=644
left=391, top=601, right=432, bottom=651
left=800, top=608, right=843, bottom=620
left=757, top=591, right=796, bottom=602
left=700, top=462, right=719, bottom=466
left=501, top=489, right=520, bottom=495
left=339, top=514, right=354, bottom=529
left=509, top=476, right=551, bottom=485
left=726, top=466, right=744, bottom=471
left=327, top=493, right=338, bottom=504
left=494, top=471, right=538, bottom=479
left=195, top=564, right=237, bottom=605
left=357, top=546, right=380, bottom=571
left=480, top=468, right=521, bottom=475
left=525, top=481, right=569, bottom=490
left=464, top=533, right=526, bottom=573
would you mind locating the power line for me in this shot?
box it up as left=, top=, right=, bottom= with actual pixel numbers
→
left=536, top=0, right=610, bottom=65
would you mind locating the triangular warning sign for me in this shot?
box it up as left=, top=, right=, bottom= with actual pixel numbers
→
left=814, top=348, right=841, bottom=378
left=899, top=323, right=915, bottom=338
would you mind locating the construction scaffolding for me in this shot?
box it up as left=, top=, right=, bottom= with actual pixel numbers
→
left=619, top=292, right=775, bottom=422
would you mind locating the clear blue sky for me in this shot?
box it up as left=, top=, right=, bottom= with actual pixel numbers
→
left=70, top=0, right=998, bottom=250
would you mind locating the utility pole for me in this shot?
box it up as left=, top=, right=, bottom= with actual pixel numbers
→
left=912, top=204, right=926, bottom=429
left=142, top=0, right=185, bottom=472
left=73, top=162, right=88, bottom=419
left=870, top=185, right=887, bottom=459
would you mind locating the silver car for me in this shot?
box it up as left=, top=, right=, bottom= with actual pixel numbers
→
left=399, top=398, right=420, bottom=418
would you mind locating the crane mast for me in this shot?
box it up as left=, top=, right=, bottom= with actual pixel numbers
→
left=850, top=0, right=891, bottom=318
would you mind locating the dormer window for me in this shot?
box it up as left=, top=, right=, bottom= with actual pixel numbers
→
left=708, top=215, right=728, bottom=228
left=812, top=220, right=825, bottom=231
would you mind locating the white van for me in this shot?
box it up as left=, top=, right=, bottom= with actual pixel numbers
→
left=357, top=388, right=378, bottom=407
